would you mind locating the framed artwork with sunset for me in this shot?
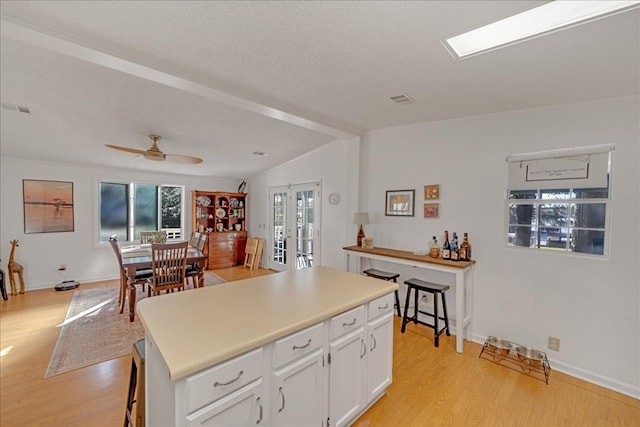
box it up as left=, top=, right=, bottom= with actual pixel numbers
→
left=23, top=179, right=74, bottom=233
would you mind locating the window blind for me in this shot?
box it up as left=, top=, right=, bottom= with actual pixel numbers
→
left=506, top=144, right=613, bottom=190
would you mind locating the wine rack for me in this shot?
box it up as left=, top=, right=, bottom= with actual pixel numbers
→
left=478, top=336, right=550, bottom=384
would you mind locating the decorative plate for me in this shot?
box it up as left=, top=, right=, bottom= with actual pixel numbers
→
left=229, top=198, right=239, bottom=207
left=216, top=207, right=226, bottom=218
left=196, top=195, right=211, bottom=206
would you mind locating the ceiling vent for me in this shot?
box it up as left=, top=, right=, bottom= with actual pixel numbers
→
left=389, top=94, right=415, bottom=105
left=1, top=103, right=31, bottom=114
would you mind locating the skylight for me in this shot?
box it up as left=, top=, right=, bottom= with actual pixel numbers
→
left=444, top=0, right=640, bottom=59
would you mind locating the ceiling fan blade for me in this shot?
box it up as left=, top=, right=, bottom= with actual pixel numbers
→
left=105, top=144, right=148, bottom=156
left=164, top=153, right=203, bottom=164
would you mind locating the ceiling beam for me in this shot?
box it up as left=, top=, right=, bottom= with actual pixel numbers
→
left=1, top=17, right=360, bottom=140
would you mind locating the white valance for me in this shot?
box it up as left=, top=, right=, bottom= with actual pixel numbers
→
left=507, top=144, right=613, bottom=190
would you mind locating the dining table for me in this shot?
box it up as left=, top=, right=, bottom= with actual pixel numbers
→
left=120, top=244, right=208, bottom=322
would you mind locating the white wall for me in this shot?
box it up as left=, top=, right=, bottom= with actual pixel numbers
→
left=0, top=157, right=237, bottom=288
left=246, top=138, right=360, bottom=270
left=360, top=96, right=639, bottom=398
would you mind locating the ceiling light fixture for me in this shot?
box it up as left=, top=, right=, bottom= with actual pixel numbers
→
left=443, top=0, right=640, bottom=59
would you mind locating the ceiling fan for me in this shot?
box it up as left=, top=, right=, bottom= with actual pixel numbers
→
left=105, top=135, right=203, bottom=164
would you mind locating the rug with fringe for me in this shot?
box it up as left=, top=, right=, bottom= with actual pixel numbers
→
left=44, top=271, right=225, bottom=378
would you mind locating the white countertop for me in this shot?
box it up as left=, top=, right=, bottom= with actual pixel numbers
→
left=137, top=266, right=398, bottom=380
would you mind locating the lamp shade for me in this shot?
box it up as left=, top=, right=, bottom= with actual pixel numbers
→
left=353, top=212, right=369, bottom=225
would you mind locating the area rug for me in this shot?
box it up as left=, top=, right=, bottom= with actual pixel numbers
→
left=44, top=271, right=226, bottom=378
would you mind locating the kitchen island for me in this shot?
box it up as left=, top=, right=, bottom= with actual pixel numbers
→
left=137, top=266, right=398, bottom=426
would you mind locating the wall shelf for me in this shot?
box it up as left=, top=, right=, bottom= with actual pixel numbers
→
left=479, top=336, right=550, bottom=384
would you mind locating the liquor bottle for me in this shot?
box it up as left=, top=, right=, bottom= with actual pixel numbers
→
left=441, top=230, right=451, bottom=260
left=460, top=232, right=472, bottom=261
left=429, top=236, right=440, bottom=258
left=451, top=232, right=460, bottom=261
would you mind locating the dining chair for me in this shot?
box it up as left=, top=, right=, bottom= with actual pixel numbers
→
left=148, top=241, right=189, bottom=296
left=108, top=235, right=152, bottom=314
left=188, top=231, right=201, bottom=248
left=140, top=231, right=168, bottom=244
left=185, top=234, right=208, bottom=288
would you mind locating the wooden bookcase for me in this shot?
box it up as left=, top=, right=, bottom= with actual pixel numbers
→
left=192, top=190, right=247, bottom=269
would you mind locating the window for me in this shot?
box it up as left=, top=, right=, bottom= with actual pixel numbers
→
left=99, top=181, right=184, bottom=243
left=506, top=145, right=613, bottom=256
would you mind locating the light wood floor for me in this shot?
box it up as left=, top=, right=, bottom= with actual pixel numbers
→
left=1, top=266, right=637, bottom=426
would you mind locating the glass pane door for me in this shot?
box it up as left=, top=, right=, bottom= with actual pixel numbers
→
left=269, top=183, right=320, bottom=271
left=270, top=189, right=289, bottom=271
left=295, top=189, right=314, bottom=269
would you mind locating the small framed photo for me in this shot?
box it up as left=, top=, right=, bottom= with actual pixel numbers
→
left=385, top=189, right=415, bottom=216
left=424, top=203, right=439, bottom=218
left=424, top=185, right=440, bottom=200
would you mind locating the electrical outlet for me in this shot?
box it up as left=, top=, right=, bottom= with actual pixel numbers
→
left=548, top=336, right=560, bottom=351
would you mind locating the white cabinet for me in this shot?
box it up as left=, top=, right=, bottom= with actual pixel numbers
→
left=327, top=294, right=395, bottom=427
left=145, top=339, right=266, bottom=426
left=145, top=291, right=395, bottom=427
left=187, top=379, right=264, bottom=426
left=365, top=312, right=393, bottom=402
left=273, top=349, right=324, bottom=426
left=328, top=306, right=366, bottom=427
left=272, top=323, right=325, bottom=426
left=184, top=348, right=265, bottom=425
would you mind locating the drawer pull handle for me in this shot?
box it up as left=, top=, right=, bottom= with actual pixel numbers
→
left=292, top=339, right=312, bottom=350
left=378, top=303, right=389, bottom=310
left=343, top=318, right=357, bottom=327
left=370, top=333, right=377, bottom=351
left=360, top=338, right=367, bottom=358
left=256, top=397, right=263, bottom=424
left=213, top=370, right=243, bottom=387
left=278, top=386, right=286, bottom=412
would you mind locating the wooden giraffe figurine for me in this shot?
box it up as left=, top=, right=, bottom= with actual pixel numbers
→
left=8, top=240, right=25, bottom=295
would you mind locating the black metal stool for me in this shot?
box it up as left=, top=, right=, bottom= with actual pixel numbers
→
left=124, top=338, right=145, bottom=427
left=401, top=278, right=450, bottom=347
left=363, top=268, right=402, bottom=317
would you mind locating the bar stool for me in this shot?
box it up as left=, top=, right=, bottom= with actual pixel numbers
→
left=401, top=278, right=450, bottom=347
left=124, top=339, right=145, bottom=427
left=363, top=268, right=402, bottom=317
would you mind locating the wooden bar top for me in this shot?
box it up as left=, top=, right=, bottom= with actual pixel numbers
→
left=343, top=245, right=476, bottom=269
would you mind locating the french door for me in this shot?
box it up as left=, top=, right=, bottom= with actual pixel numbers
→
left=269, top=183, right=320, bottom=272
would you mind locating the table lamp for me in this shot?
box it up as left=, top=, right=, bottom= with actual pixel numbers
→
left=353, top=212, right=369, bottom=247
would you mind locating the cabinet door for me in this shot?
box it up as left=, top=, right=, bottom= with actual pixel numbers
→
left=187, top=379, right=264, bottom=426
left=366, top=312, right=394, bottom=403
left=328, top=326, right=365, bottom=427
left=273, top=348, right=324, bottom=426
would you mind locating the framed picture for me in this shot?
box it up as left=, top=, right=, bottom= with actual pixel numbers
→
left=424, top=203, right=440, bottom=218
left=23, top=179, right=74, bottom=234
left=385, top=189, right=415, bottom=216
left=424, top=184, right=440, bottom=200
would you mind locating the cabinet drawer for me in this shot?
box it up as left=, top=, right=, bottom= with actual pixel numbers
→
left=208, top=233, right=230, bottom=242
left=185, top=347, right=263, bottom=414
left=209, top=231, right=246, bottom=242
left=210, top=241, right=236, bottom=251
left=274, top=322, right=324, bottom=368
left=209, top=250, right=233, bottom=259
left=329, top=305, right=365, bottom=340
left=367, top=293, right=395, bottom=321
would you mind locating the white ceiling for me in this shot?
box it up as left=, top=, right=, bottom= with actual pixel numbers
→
left=1, top=1, right=638, bottom=178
